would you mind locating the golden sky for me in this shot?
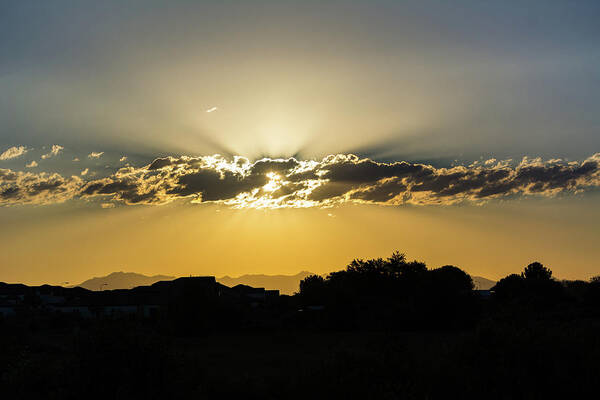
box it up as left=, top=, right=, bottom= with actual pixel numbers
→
left=1, top=193, right=599, bottom=285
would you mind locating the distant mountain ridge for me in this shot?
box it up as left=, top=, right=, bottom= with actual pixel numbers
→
left=74, top=271, right=314, bottom=294
left=217, top=271, right=314, bottom=295
left=75, top=271, right=495, bottom=293
left=472, top=276, right=496, bottom=290
left=75, top=272, right=175, bottom=291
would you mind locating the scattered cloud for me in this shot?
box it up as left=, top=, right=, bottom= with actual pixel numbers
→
left=26, top=161, right=38, bottom=168
left=0, top=146, right=28, bottom=161
left=2, top=153, right=599, bottom=208
left=81, top=168, right=89, bottom=176
left=88, top=152, right=104, bottom=159
left=0, top=169, right=82, bottom=206
left=119, top=156, right=127, bottom=162
left=41, top=145, right=64, bottom=159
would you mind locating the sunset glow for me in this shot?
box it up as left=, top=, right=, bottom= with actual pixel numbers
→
left=1, top=0, right=599, bottom=286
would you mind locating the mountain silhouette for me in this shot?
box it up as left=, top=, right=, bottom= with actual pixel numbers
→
left=217, top=271, right=314, bottom=295
left=74, top=270, right=494, bottom=293
left=75, top=271, right=175, bottom=290
left=74, top=271, right=314, bottom=294
left=472, top=276, right=496, bottom=290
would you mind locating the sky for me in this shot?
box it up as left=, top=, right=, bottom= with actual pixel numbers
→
left=1, top=0, right=599, bottom=285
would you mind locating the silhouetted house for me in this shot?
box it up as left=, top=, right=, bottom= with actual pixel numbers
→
left=265, top=289, right=280, bottom=303
left=0, top=294, right=21, bottom=306
left=232, top=284, right=265, bottom=307
left=87, top=286, right=166, bottom=318
left=49, top=304, right=95, bottom=318
left=0, top=284, right=28, bottom=316
left=232, top=284, right=265, bottom=300
left=97, top=277, right=220, bottom=318
left=229, top=284, right=280, bottom=307
left=42, top=285, right=157, bottom=319
left=0, top=283, right=25, bottom=293
left=0, top=304, right=17, bottom=316
left=0, top=276, right=278, bottom=320
left=151, top=276, right=219, bottom=301
left=40, top=294, right=66, bottom=305
left=0, top=283, right=28, bottom=300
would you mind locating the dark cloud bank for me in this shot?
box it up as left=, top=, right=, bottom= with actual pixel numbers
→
left=1, top=153, right=599, bottom=208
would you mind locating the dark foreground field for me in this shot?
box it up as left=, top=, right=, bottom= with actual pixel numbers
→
left=3, top=256, right=600, bottom=398
left=2, top=315, right=599, bottom=400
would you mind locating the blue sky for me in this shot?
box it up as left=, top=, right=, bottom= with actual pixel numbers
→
left=2, top=0, right=600, bottom=163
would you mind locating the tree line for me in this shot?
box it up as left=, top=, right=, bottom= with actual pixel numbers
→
left=297, top=252, right=600, bottom=329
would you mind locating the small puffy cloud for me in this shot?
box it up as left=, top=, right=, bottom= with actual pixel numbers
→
left=73, top=157, right=80, bottom=162
left=0, top=146, right=28, bottom=160
left=41, top=145, right=64, bottom=159
left=81, top=168, right=89, bottom=176
left=88, top=152, right=104, bottom=159
left=26, top=161, right=38, bottom=168
left=119, top=156, right=127, bottom=162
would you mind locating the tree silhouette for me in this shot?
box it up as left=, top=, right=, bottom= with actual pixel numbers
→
left=492, top=274, right=525, bottom=301
left=521, top=262, right=552, bottom=280
left=584, top=275, right=600, bottom=308
left=299, top=274, right=326, bottom=304
left=388, top=251, right=427, bottom=277
left=494, top=262, right=564, bottom=309
left=298, top=251, right=477, bottom=329
left=429, top=265, right=474, bottom=293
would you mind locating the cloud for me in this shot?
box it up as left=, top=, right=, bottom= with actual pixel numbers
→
left=73, top=157, right=80, bottom=162
left=88, top=152, right=104, bottom=159
left=41, top=145, right=64, bottom=159
left=0, top=169, right=83, bottom=206
left=81, top=168, right=89, bottom=176
left=78, top=153, right=600, bottom=209
left=101, top=202, right=115, bottom=209
left=119, top=156, right=127, bottom=162
left=0, top=146, right=28, bottom=160
left=206, top=107, right=218, bottom=113
left=2, top=153, right=600, bottom=208
left=26, top=161, right=38, bottom=168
